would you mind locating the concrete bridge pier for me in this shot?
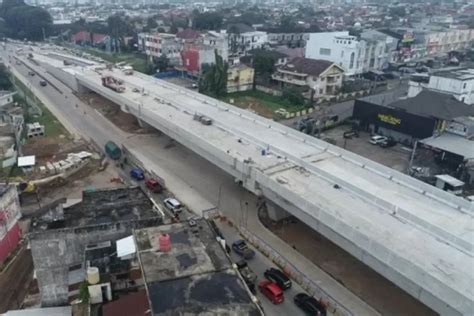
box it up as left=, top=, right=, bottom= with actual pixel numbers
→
left=266, top=199, right=291, bottom=221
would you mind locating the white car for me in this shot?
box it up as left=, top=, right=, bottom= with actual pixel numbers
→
left=163, top=198, right=183, bottom=214
left=369, top=135, right=388, bottom=145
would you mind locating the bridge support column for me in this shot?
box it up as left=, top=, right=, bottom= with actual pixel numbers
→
left=266, top=200, right=290, bottom=221
left=138, top=118, right=153, bottom=129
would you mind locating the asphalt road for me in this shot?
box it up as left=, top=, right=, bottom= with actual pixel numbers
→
left=1, top=44, right=313, bottom=316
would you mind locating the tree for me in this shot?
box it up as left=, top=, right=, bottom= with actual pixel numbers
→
left=252, top=52, right=276, bottom=78
left=390, top=7, right=406, bottom=17
left=107, top=14, right=132, bottom=53
left=155, top=54, right=169, bottom=72
left=193, top=12, right=223, bottom=30
left=146, top=17, right=158, bottom=30
left=282, top=87, right=305, bottom=105
left=78, top=281, right=90, bottom=303
left=0, top=0, right=52, bottom=41
left=199, top=50, right=228, bottom=97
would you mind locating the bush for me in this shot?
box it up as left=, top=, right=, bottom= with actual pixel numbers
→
left=282, top=87, right=305, bottom=105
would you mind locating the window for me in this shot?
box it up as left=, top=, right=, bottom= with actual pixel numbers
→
left=341, top=50, right=344, bottom=58
left=463, top=83, right=467, bottom=89
left=319, top=48, right=331, bottom=55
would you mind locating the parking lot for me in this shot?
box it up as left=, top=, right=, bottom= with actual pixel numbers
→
left=322, top=126, right=411, bottom=172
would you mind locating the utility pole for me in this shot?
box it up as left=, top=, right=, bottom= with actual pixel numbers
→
left=408, top=139, right=418, bottom=172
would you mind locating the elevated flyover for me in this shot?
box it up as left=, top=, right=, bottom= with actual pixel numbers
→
left=36, top=52, right=474, bottom=316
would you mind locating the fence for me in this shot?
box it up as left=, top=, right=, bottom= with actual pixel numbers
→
left=238, top=225, right=354, bottom=316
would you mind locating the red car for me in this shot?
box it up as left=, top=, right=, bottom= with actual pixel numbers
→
left=145, top=179, right=163, bottom=193
left=258, top=280, right=284, bottom=304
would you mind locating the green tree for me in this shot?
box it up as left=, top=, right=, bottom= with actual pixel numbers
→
left=252, top=52, right=275, bottom=78
left=0, top=0, right=52, bottom=41
left=107, top=14, right=132, bottom=53
left=78, top=281, right=90, bottom=303
left=155, top=54, right=169, bottom=72
left=193, top=12, right=223, bottom=30
left=199, top=50, right=228, bottom=97
left=282, top=87, right=305, bottom=105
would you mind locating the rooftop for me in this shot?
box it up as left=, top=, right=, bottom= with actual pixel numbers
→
left=278, top=57, right=337, bottom=76
left=390, top=90, right=474, bottom=120
left=31, top=186, right=160, bottom=231
left=135, top=220, right=261, bottom=315
left=421, top=133, right=474, bottom=159
left=432, top=68, right=474, bottom=81
left=102, top=290, right=150, bottom=316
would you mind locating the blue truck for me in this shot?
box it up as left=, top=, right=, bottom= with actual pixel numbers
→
left=105, top=141, right=122, bottom=160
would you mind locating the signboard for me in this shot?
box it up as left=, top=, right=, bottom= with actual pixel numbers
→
left=377, top=114, right=401, bottom=125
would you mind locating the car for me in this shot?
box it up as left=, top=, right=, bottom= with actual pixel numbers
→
left=145, top=178, right=163, bottom=193
left=294, top=293, right=327, bottom=316
left=39, top=80, right=47, bottom=87
left=28, top=71, right=35, bottom=76
left=232, top=239, right=255, bottom=260
left=369, top=135, right=388, bottom=145
left=264, top=268, right=292, bottom=290
left=163, top=198, right=183, bottom=214
left=236, top=260, right=257, bottom=293
left=380, top=138, right=397, bottom=148
left=258, top=280, right=284, bottom=304
left=343, top=130, right=359, bottom=139
left=130, top=168, right=144, bottom=180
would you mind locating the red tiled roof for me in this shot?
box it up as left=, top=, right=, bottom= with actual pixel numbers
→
left=102, top=290, right=150, bottom=316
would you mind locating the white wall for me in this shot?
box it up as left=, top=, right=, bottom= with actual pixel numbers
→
left=428, top=76, right=474, bottom=105
left=305, top=32, right=361, bottom=76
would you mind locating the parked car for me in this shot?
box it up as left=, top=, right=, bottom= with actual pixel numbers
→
left=236, top=260, right=257, bottom=294
left=232, top=239, right=255, bottom=260
left=163, top=198, right=183, bottom=214
left=39, top=80, right=47, bottom=87
left=369, top=135, right=388, bottom=145
left=104, top=141, right=121, bottom=160
left=294, top=293, right=327, bottom=316
left=380, top=138, right=397, bottom=148
left=145, top=178, right=163, bottom=193
left=258, top=280, right=284, bottom=304
left=28, top=71, right=35, bottom=76
left=264, top=268, right=292, bottom=290
left=343, top=130, right=359, bottom=139
left=130, top=168, right=144, bottom=180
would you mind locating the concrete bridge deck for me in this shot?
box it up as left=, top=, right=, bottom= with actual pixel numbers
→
left=34, top=52, right=473, bottom=316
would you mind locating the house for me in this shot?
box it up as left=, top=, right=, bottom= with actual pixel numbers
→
left=408, top=68, right=474, bottom=105
left=137, top=32, right=182, bottom=65
left=176, top=28, right=201, bottom=42
left=272, top=57, right=344, bottom=97
left=0, top=184, right=21, bottom=263
left=227, top=23, right=268, bottom=56
left=227, top=63, right=255, bottom=93
left=305, top=31, right=390, bottom=76
left=72, top=31, right=108, bottom=46
left=353, top=90, right=474, bottom=145
left=180, top=31, right=229, bottom=77
left=267, top=32, right=310, bottom=48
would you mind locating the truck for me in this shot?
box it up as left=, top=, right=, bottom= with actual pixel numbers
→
left=104, top=141, right=121, bottom=160
left=236, top=260, right=257, bottom=294
left=101, top=76, right=125, bottom=93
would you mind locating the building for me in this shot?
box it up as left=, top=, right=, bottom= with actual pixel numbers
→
left=0, top=185, right=21, bottom=263
left=72, top=31, right=108, bottom=46
left=227, top=63, right=255, bottom=93
left=134, top=220, right=262, bottom=315
left=305, top=31, right=390, bottom=76
left=353, top=90, right=474, bottom=145
left=180, top=31, right=229, bottom=77
left=227, top=23, right=268, bottom=56
left=29, top=187, right=163, bottom=306
left=267, top=32, right=310, bottom=48
left=272, top=57, right=344, bottom=97
left=0, top=91, right=16, bottom=109
left=408, top=68, right=474, bottom=105
left=137, top=32, right=182, bottom=66
left=361, top=29, right=400, bottom=64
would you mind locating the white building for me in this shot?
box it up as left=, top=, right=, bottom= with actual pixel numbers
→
left=305, top=31, right=390, bottom=76
left=137, top=32, right=182, bottom=66
left=227, top=24, right=267, bottom=56
left=408, top=68, right=474, bottom=105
